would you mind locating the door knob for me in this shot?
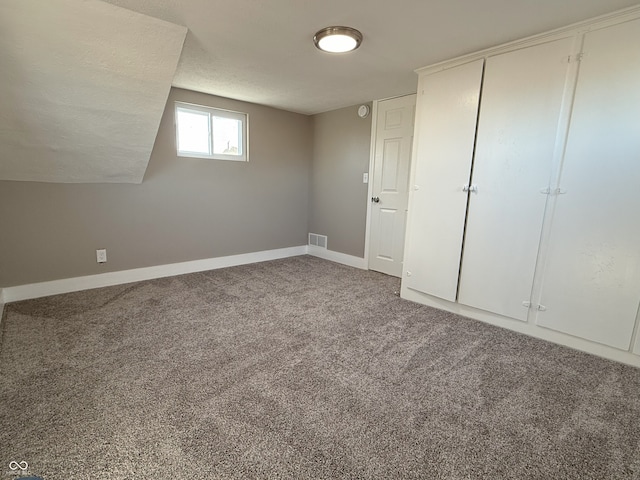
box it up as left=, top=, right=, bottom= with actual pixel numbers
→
left=371, top=196, right=380, bottom=203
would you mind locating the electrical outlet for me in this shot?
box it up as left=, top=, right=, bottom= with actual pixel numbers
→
left=96, top=249, right=107, bottom=264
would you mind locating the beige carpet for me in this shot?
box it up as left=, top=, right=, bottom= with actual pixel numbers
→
left=1, top=255, right=639, bottom=479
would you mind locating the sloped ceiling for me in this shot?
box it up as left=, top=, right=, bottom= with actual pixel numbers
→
left=1, top=0, right=638, bottom=184
left=0, top=0, right=186, bottom=183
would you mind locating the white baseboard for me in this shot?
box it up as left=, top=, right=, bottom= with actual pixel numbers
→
left=401, top=284, right=640, bottom=368
left=2, top=246, right=308, bottom=303
left=0, top=288, right=5, bottom=324
left=0, top=244, right=367, bottom=305
left=306, top=245, right=367, bottom=270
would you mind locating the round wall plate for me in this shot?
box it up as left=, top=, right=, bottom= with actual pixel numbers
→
left=358, top=104, right=370, bottom=118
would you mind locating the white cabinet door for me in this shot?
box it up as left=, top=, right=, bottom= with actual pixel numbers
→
left=457, top=37, right=574, bottom=321
left=403, top=59, right=483, bottom=301
left=535, top=19, right=640, bottom=350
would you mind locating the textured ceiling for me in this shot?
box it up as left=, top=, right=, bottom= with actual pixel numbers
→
left=102, top=0, right=640, bottom=115
left=1, top=0, right=638, bottom=184
left=0, top=0, right=186, bottom=183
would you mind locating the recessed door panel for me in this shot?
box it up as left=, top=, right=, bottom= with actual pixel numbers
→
left=375, top=208, right=405, bottom=261
left=381, top=138, right=401, bottom=192
left=457, top=37, right=573, bottom=321
left=384, top=108, right=404, bottom=130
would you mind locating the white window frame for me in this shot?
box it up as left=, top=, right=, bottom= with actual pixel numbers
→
left=175, top=102, right=248, bottom=162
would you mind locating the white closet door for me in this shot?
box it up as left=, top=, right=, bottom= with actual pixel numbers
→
left=535, top=19, right=640, bottom=350
left=457, top=37, right=573, bottom=320
left=403, top=59, right=483, bottom=301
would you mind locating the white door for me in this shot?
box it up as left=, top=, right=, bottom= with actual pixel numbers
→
left=535, top=19, right=640, bottom=350
left=368, top=94, right=416, bottom=277
left=457, top=37, right=574, bottom=321
left=403, top=59, right=484, bottom=301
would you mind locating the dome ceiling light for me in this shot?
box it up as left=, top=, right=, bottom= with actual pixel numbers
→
left=313, top=26, right=363, bottom=53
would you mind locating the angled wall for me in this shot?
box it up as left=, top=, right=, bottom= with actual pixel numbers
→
left=0, top=0, right=186, bottom=183
left=0, top=89, right=312, bottom=287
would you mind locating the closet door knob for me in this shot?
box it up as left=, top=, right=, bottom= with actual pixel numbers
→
left=371, top=196, right=380, bottom=203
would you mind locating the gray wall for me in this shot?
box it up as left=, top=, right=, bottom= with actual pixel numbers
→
left=309, top=104, right=373, bottom=258
left=0, top=88, right=312, bottom=287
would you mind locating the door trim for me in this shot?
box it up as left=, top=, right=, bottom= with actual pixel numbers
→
left=363, top=100, right=379, bottom=271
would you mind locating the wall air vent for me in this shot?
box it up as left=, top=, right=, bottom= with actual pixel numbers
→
left=308, top=233, right=328, bottom=249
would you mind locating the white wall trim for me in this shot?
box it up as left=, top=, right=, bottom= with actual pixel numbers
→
left=2, top=246, right=307, bottom=303
left=632, top=304, right=640, bottom=355
left=306, top=245, right=367, bottom=270
left=401, top=285, right=640, bottom=368
left=363, top=99, right=379, bottom=271
left=416, top=5, right=640, bottom=77
left=0, top=245, right=369, bottom=304
left=0, top=288, right=5, bottom=325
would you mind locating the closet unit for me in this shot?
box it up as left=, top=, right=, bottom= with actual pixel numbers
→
left=401, top=8, right=640, bottom=366
left=534, top=17, right=640, bottom=351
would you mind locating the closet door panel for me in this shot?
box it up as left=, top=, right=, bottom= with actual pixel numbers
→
left=536, top=19, right=640, bottom=349
left=457, top=37, right=573, bottom=320
left=403, top=60, right=483, bottom=301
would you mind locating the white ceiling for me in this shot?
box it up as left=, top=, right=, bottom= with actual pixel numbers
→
left=1, top=0, right=638, bottom=184
left=102, top=0, right=640, bottom=115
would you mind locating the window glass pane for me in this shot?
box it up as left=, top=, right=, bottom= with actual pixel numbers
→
left=212, top=116, right=242, bottom=155
left=177, top=109, right=210, bottom=155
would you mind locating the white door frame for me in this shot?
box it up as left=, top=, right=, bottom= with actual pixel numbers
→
left=363, top=99, right=379, bottom=271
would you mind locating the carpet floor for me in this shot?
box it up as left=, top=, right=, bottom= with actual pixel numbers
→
left=1, top=255, right=639, bottom=479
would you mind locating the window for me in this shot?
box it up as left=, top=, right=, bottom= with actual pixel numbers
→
left=175, top=102, right=248, bottom=161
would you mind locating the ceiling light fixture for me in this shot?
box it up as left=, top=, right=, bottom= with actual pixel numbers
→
left=313, top=26, right=363, bottom=53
